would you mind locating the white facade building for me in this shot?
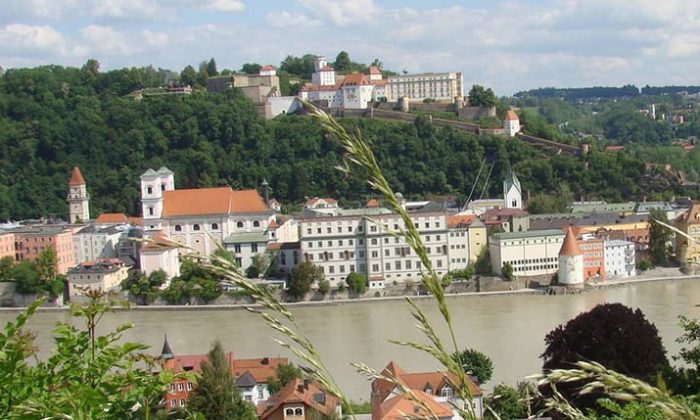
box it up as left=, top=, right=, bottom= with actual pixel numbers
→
left=73, top=225, right=126, bottom=264
left=489, top=229, right=565, bottom=277
left=311, top=56, right=336, bottom=86
left=604, top=239, right=636, bottom=278
left=503, top=110, right=520, bottom=137
left=387, top=72, right=464, bottom=102
left=224, top=232, right=269, bottom=271
left=139, top=167, right=273, bottom=259
left=140, top=234, right=181, bottom=280
left=298, top=210, right=453, bottom=289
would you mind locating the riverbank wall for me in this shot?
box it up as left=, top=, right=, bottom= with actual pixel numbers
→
left=1, top=271, right=699, bottom=313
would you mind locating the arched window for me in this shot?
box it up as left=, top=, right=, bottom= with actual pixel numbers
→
left=193, top=224, right=200, bottom=231
left=212, top=223, right=219, bottom=230
left=237, top=221, right=244, bottom=228
left=285, top=408, right=294, bottom=416
left=294, top=408, right=303, bottom=416
left=147, top=186, right=153, bottom=195
left=174, top=225, right=182, bottom=232
left=253, top=220, right=260, bottom=228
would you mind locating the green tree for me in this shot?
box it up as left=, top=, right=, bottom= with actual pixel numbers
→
left=541, top=303, right=668, bottom=411
left=188, top=341, right=256, bottom=420
left=35, top=246, right=57, bottom=284
left=206, top=57, right=218, bottom=77
left=345, top=272, right=367, bottom=295
left=317, top=278, right=330, bottom=295
left=11, top=261, right=41, bottom=294
left=474, top=248, right=492, bottom=275
left=0, top=291, right=184, bottom=418
left=287, top=261, right=323, bottom=300
left=267, top=363, right=303, bottom=395
left=121, top=270, right=164, bottom=304
left=451, top=348, right=494, bottom=384
left=486, top=383, right=533, bottom=420
left=180, top=65, right=197, bottom=86
left=245, top=265, right=260, bottom=278
left=468, top=85, right=497, bottom=107
left=334, top=51, right=352, bottom=72
left=649, top=209, right=671, bottom=266
left=0, top=256, right=14, bottom=282
left=501, top=262, right=514, bottom=282
left=240, top=63, right=261, bottom=74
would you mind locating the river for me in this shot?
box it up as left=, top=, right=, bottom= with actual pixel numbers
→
left=3, top=278, right=700, bottom=402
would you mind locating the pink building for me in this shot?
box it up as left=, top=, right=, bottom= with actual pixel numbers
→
left=0, top=231, right=15, bottom=261
left=14, top=226, right=78, bottom=274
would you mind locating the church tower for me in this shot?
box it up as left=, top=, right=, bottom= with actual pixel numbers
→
left=503, top=168, right=522, bottom=209
left=140, top=166, right=174, bottom=231
left=67, top=166, right=90, bottom=223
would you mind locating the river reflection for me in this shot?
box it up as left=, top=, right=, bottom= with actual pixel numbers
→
left=3, top=279, right=699, bottom=401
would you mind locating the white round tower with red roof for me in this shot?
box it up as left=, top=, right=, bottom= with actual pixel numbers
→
left=558, top=227, right=584, bottom=285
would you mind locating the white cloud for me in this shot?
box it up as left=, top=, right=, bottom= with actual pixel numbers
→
left=266, top=11, right=322, bottom=28
left=79, top=25, right=132, bottom=55
left=204, top=0, right=245, bottom=12
left=0, top=24, right=67, bottom=50
left=141, top=30, right=169, bottom=48
left=298, top=0, right=376, bottom=26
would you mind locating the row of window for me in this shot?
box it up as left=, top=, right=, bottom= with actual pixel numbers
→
left=513, top=264, right=557, bottom=272
left=510, top=257, right=557, bottom=266
left=303, top=220, right=444, bottom=236
left=169, top=382, right=193, bottom=392
left=174, top=223, right=219, bottom=232
left=501, top=238, right=563, bottom=246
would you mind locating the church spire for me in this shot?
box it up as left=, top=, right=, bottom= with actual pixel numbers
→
left=67, top=166, right=90, bottom=223
left=160, top=334, right=174, bottom=360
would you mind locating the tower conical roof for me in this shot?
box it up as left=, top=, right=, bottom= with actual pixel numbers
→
left=559, top=227, right=582, bottom=256
left=69, top=166, right=86, bottom=186
left=160, top=334, right=174, bottom=360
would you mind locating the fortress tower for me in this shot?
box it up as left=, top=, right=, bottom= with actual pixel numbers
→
left=558, top=227, right=584, bottom=286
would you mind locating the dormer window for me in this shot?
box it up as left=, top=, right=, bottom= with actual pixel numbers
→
left=424, top=385, right=433, bottom=395
left=295, top=408, right=303, bottom=416
left=440, top=386, right=453, bottom=397
left=285, top=408, right=294, bottom=416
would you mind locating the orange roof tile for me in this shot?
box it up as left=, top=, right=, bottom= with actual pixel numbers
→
left=232, top=357, right=287, bottom=383
left=448, top=214, right=476, bottom=228
left=371, top=79, right=388, bottom=86
left=560, top=227, right=583, bottom=256
left=504, top=110, right=519, bottom=121
left=378, top=391, right=453, bottom=420
left=259, top=379, right=339, bottom=419
left=95, top=213, right=129, bottom=224
left=368, top=66, right=381, bottom=75
left=366, top=198, right=380, bottom=208
left=69, top=166, right=86, bottom=186
left=260, top=65, right=275, bottom=71
left=162, top=188, right=269, bottom=217
left=341, top=73, right=370, bottom=86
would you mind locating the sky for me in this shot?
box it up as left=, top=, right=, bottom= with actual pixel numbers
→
left=2, top=0, right=700, bottom=95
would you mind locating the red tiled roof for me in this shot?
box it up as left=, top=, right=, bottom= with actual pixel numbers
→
left=341, top=73, right=370, bottom=86
left=448, top=214, right=476, bottom=228
left=560, top=227, right=583, bottom=256
left=232, top=357, right=287, bottom=383
left=368, top=66, right=381, bottom=74
left=366, top=199, right=380, bottom=208
left=260, top=65, right=275, bottom=71
left=69, top=166, right=86, bottom=186
left=95, top=213, right=128, bottom=224
left=162, top=188, right=269, bottom=217
left=378, top=391, right=453, bottom=420
left=258, top=379, right=339, bottom=419
left=504, top=110, right=519, bottom=121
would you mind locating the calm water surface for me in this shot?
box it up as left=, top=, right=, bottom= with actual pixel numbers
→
left=4, top=279, right=700, bottom=401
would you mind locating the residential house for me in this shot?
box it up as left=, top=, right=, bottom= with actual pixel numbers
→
left=13, top=225, right=80, bottom=274
left=604, top=239, right=636, bottom=278
left=503, top=110, right=520, bottom=137
left=67, top=258, right=130, bottom=297
left=73, top=224, right=127, bottom=264
left=258, top=378, right=342, bottom=420
left=370, top=361, right=483, bottom=420
left=160, top=337, right=287, bottom=410
left=675, top=203, right=700, bottom=264
left=139, top=231, right=180, bottom=280
left=0, top=230, right=15, bottom=260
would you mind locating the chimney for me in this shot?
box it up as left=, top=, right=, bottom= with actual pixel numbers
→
left=303, top=379, right=310, bottom=390
left=297, top=383, right=304, bottom=393
left=261, top=357, right=269, bottom=365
